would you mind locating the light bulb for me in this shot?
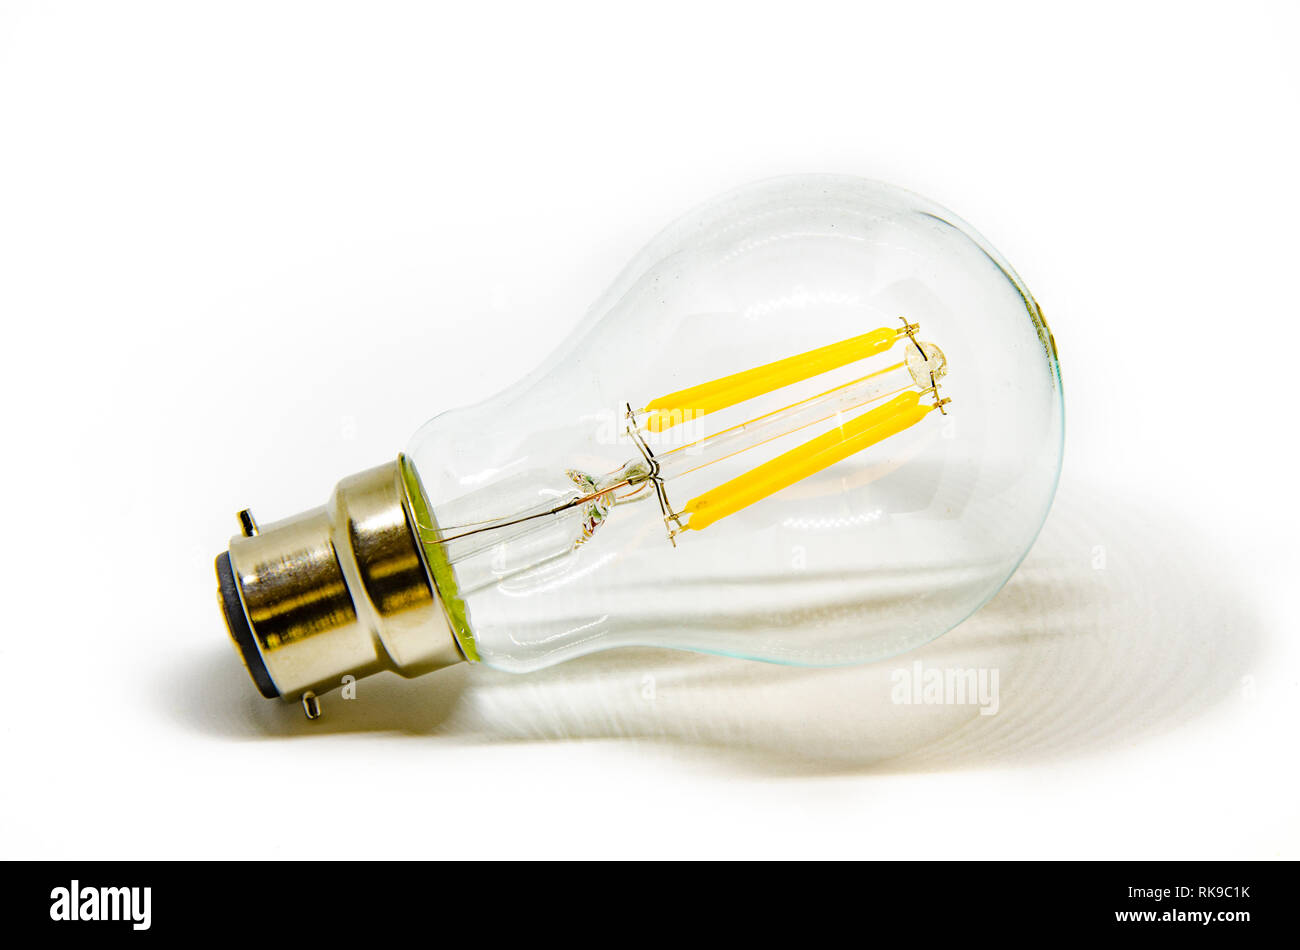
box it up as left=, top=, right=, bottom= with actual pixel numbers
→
left=216, top=175, right=1063, bottom=719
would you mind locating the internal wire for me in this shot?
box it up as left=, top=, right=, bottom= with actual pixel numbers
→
left=626, top=403, right=683, bottom=544
left=426, top=478, right=638, bottom=544
left=898, top=315, right=949, bottom=414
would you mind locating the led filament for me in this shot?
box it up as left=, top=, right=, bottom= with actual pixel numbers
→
left=422, top=318, right=949, bottom=566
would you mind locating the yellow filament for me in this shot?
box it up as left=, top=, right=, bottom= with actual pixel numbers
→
left=681, top=391, right=931, bottom=532
left=643, top=327, right=899, bottom=431
left=659, top=360, right=907, bottom=477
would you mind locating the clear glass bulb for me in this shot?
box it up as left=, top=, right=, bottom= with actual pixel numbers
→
left=401, top=175, right=1062, bottom=674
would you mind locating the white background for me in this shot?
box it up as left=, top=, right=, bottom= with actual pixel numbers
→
left=1, top=1, right=1296, bottom=859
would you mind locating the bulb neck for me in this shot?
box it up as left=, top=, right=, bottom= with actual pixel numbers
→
left=215, top=458, right=465, bottom=709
